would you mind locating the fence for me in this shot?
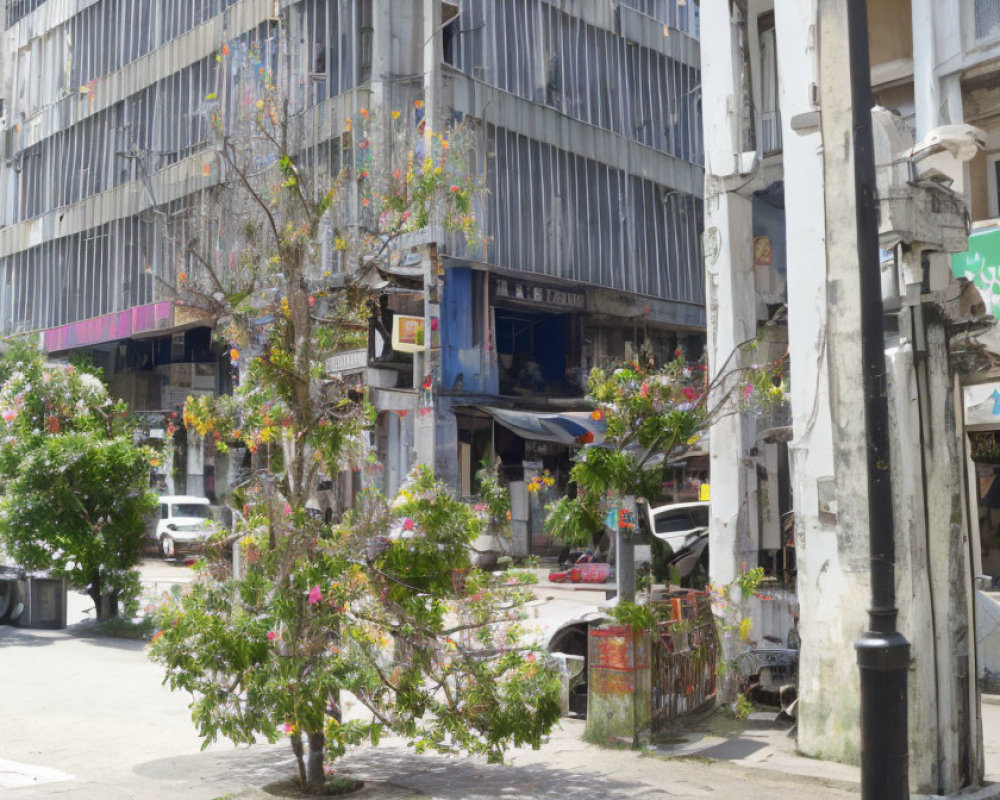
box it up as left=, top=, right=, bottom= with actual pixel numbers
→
left=650, top=591, right=719, bottom=731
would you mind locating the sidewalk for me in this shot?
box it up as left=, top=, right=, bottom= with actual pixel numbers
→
left=5, top=563, right=1000, bottom=798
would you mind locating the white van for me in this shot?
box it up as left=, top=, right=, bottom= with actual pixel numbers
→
left=151, top=495, right=217, bottom=559
left=646, top=501, right=710, bottom=552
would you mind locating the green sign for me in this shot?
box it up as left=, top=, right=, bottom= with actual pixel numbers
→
left=953, top=226, right=1000, bottom=318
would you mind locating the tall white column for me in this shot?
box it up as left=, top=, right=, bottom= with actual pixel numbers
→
left=913, top=0, right=940, bottom=139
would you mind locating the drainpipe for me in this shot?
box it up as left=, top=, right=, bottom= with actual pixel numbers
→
left=846, top=1, right=911, bottom=798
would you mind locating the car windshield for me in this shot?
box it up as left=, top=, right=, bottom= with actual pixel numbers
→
left=655, top=514, right=694, bottom=533
left=173, top=504, right=211, bottom=519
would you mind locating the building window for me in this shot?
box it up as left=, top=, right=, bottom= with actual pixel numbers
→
left=976, top=0, right=1000, bottom=44
left=986, top=153, right=1000, bottom=218
left=357, top=0, right=373, bottom=82
left=758, top=12, right=781, bottom=154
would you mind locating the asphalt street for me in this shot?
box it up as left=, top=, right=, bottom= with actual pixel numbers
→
left=0, top=561, right=995, bottom=798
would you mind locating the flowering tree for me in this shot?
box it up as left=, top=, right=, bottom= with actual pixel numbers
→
left=150, top=468, right=560, bottom=787
left=0, top=346, right=157, bottom=620
left=545, top=346, right=786, bottom=599
left=148, top=22, right=557, bottom=792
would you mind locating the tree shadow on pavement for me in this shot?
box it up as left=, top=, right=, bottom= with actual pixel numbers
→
left=67, top=624, right=150, bottom=652
left=0, top=626, right=58, bottom=647
left=134, top=743, right=661, bottom=800
left=333, top=747, right=659, bottom=800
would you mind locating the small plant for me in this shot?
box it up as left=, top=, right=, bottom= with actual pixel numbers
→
left=475, top=457, right=511, bottom=534
left=736, top=566, right=765, bottom=599
left=729, top=693, right=754, bottom=720
left=610, top=600, right=658, bottom=631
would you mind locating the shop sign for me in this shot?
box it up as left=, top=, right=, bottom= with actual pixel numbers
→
left=493, top=277, right=585, bottom=310
left=327, top=349, right=367, bottom=374
left=44, top=301, right=173, bottom=352
left=392, top=315, right=425, bottom=353
left=952, top=226, right=1000, bottom=318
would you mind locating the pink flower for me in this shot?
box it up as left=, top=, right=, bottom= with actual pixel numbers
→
left=267, top=631, right=277, bottom=641
left=402, top=517, right=415, bottom=532
left=282, top=503, right=292, bottom=516
left=639, top=382, right=650, bottom=398
left=683, top=386, right=698, bottom=401
left=283, top=722, right=293, bottom=733
left=308, top=586, right=323, bottom=605
left=743, top=384, right=754, bottom=400
left=526, top=652, right=537, bottom=663
left=449, top=184, right=459, bottom=193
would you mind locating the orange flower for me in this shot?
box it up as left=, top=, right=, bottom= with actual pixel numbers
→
left=591, top=409, right=603, bottom=421
left=229, top=348, right=240, bottom=362
left=177, top=272, right=187, bottom=283
left=359, top=107, right=369, bottom=118
left=414, top=99, right=425, bottom=109
left=221, top=44, right=229, bottom=56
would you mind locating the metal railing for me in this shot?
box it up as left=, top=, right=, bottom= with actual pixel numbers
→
left=650, top=593, right=719, bottom=731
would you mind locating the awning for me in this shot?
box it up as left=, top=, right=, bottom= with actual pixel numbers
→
left=480, top=406, right=606, bottom=446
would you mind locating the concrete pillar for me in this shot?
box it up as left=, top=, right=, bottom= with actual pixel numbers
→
left=584, top=625, right=651, bottom=745
left=422, top=0, right=443, bottom=134
left=772, top=0, right=866, bottom=764
left=887, top=298, right=981, bottom=792
left=912, top=0, right=940, bottom=139
left=701, top=5, right=758, bottom=695
left=704, top=189, right=757, bottom=589
left=186, top=432, right=204, bottom=497
left=800, top=0, right=876, bottom=767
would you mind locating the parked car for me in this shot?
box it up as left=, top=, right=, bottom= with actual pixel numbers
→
left=148, top=495, right=218, bottom=560
left=645, top=500, right=710, bottom=552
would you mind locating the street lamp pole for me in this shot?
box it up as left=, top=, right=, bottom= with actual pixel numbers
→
left=845, top=0, right=911, bottom=797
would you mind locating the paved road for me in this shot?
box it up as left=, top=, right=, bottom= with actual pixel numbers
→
left=0, top=561, right=990, bottom=798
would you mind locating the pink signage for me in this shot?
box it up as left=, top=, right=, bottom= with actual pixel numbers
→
left=44, top=302, right=174, bottom=352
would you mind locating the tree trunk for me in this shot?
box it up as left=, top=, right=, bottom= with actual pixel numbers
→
left=306, top=730, right=325, bottom=787
left=87, top=581, right=119, bottom=622
left=290, top=732, right=307, bottom=786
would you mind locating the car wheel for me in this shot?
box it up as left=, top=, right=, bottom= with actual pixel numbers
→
left=161, top=535, right=175, bottom=559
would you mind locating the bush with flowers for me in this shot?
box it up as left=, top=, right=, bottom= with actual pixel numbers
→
left=544, top=345, right=787, bottom=585
left=149, top=467, right=560, bottom=787
left=0, top=344, right=157, bottom=620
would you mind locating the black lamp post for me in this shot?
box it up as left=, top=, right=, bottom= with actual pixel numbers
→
left=845, top=0, right=911, bottom=797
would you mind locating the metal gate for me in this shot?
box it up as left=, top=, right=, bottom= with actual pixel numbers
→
left=650, top=592, right=719, bottom=731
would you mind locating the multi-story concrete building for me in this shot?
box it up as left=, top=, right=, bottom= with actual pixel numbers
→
left=702, top=0, right=1000, bottom=794
left=0, top=1, right=706, bottom=546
